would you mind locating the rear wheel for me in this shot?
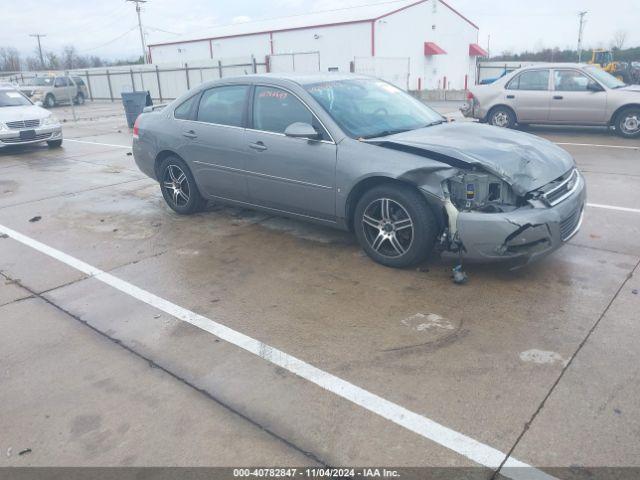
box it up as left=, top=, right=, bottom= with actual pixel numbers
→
left=354, top=184, right=438, bottom=268
left=614, top=107, right=640, bottom=138
left=488, top=106, right=516, bottom=129
left=158, top=156, right=207, bottom=214
left=74, top=92, right=85, bottom=105
left=44, top=94, right=56, bottom=108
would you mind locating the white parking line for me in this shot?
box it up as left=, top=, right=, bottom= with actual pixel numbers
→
left=0, top=222, right=555, bottom=480
left=65, top=138, right=131, bottom=149
left=555, top=142, right=639, bottom=150
left=587, top=203, right=640, bottom=214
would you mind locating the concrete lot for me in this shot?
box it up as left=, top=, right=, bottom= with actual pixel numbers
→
left=1, top=101, right=639, bottom=478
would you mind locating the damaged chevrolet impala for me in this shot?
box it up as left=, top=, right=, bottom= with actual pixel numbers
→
left=133, top=74, right=586, bottom=268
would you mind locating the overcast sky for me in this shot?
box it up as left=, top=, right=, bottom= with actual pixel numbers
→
left=2, top=0, right=638, bottom=61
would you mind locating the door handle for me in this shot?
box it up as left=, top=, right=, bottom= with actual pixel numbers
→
left=553, top=96, right=563, bottom=100
left=182, top=130, right=197, bottom=139
left=506, top=95, right=515, bottom=99
left=249, top=141, right=267, bottom=151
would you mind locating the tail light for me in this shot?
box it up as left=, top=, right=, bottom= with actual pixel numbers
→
left=466, top=91, right=474, bottom=101
left=133, top=115, right=140, bottom=139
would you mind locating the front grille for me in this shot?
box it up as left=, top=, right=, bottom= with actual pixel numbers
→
left=560, top=207, right=583, bottom=241
left=542, top=169, right=579, bottom=206
left=6, top=119, right=40, bottom=129
left=1, top=132, right=52, bottom=144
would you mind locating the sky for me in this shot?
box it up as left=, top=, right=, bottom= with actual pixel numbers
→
left=1, top=0, right=639, bottom=61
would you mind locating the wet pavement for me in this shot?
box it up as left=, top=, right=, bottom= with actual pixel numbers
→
left=1, top=101, right=639, bottom=478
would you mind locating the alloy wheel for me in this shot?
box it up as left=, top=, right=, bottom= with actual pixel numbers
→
left=162, top=164, right=190, bottom=207
left=361, top=198, right=414, bottom=258
left=492, top=111, right=510, bottom=127
left=621, top=113, right=640, bottom=135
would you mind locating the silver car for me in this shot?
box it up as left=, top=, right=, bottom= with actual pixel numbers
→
left=133, top=74, right=585, bottom=268
left=462, top=64, right=640, bottom=138
left=0, top=85, right=63, bottom=148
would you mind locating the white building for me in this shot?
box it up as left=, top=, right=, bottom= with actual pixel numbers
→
left=147, top=0, right=486, bottom=91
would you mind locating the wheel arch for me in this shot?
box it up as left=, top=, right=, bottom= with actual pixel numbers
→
left=610, top=104, right=640, bottom=126
left=154, top=149, right=183, bottom=180
left=344, top=176, right=446, bottom=232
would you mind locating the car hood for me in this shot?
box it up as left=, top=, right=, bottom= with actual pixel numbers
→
left=0, top=105, right=50, bottom=123
left=368, top=122, right=575, bottom=196
left=617, top=85, right=640, bottom=93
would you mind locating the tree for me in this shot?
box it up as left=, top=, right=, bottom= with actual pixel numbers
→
left=0, top=47, right=22, bottom=72
left=612, top=30, right=628, bottom=51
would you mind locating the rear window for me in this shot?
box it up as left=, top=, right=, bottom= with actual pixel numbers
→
left=196, top=85, right=248, bottom=127
left=507, top=70, right=550, bottom=91
left=174, top=95, right=199, bottom=120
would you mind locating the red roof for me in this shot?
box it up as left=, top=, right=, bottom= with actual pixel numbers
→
left=424, top=42, right=447, bottom=56
left=469, top=43, right=488, bottom=56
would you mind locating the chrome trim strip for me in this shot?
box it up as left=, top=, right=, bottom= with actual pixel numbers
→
left=562, top=208, right=584, bottom=242
left=174, top=118, right=246, bottom=131
left=544, top=169, right=580, bottom=206
left=192, top=160, right=334, bottom=190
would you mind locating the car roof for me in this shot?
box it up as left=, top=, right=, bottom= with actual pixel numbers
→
left=518, top=63, right=593, bottom=70
left=206, top=72, right=374, bottom=88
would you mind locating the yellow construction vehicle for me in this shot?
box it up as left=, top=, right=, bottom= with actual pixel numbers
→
left=588, top=49, right=634, bottom=83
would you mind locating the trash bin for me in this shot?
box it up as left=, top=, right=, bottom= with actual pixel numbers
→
left=121, top=91, right=152, bottom=128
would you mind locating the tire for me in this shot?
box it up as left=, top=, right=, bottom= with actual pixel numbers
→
left=488, top=106, right=516, bottom=129
left=44, top=94, right=56, bottom=108
left=158, top=156, right=207, bottom=214
left=354, top=184, right=438, bottom=268
left=47, top=139, right=62, bottom=148
left=74, top=92, right=85, bottom=105
left=614, top=107, right=640, bottom=138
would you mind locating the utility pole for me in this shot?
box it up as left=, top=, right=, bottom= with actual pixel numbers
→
left=29, top=33, right=46, bottom=69
left=577, top=11, right=587, bottom=63
left=127, top=0, right=148, bottom=64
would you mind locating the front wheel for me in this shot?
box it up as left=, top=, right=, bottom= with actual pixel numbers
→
left=354, top=184, right=438, bottom=268
left=615, top=107, right=640, bottom=138
left=44, top=94, right=56, bottom=108
left=488, top=106, right=516, bottom=129
left=158, top=156, right=207, bottom=214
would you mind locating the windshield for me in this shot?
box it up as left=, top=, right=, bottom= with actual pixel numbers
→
left=0, top=90, right=32, bottom=107
left=584, top=66, right=626, bottom=89
left=305, top=78, right=444, bottom=139
left=25, top=77, right=54, bottom=86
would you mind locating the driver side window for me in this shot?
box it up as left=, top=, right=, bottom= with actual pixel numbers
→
left=554, top=70, right=591, bottom=91
left=252, top=86, right=325, bottom=138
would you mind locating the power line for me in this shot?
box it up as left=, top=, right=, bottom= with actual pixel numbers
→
left=29, top=34, right=46, bottom=69
left=126, top=0, right=148, bottom=64
left=577, top=11, right=588, bottom=63
left=77, top=25, right=139, bottom=53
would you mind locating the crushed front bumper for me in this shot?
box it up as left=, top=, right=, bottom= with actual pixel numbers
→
left=456, top=171, right=586, bottom=265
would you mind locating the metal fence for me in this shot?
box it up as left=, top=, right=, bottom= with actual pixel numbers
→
left=1, top=56, right=268, bottom=102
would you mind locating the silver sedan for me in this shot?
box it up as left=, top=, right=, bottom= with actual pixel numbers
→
left=133, top=74, right=585, bottom=269
left=462, top=63, right=640, bottom=138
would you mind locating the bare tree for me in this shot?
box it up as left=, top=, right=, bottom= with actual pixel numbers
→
left=0, top=47, right=22, bottom=72
left=44, top=50, right=60, bottom=70
left=612, top=30, right=628, bottom=50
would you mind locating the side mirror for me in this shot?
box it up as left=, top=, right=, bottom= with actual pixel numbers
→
left=587, top=82, right=603, bottom=92
left=284, top=122, right=321, bottom=140
left=34, top=101, right=43, bottom=107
